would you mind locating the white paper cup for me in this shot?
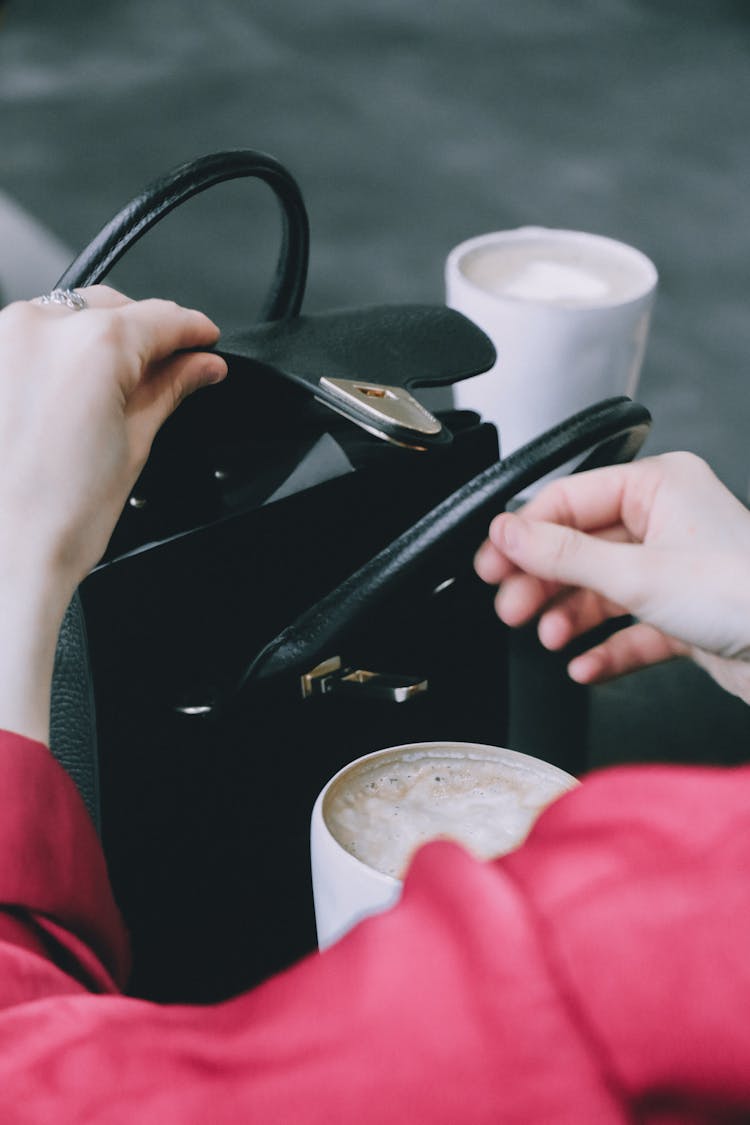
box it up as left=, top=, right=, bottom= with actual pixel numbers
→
left=445, top=227, right=657, bottom=489
left=310, top=740, right=578, bottom=949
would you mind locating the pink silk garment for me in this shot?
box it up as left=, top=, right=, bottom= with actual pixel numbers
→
left=1, top=729, right=750, bottom=1123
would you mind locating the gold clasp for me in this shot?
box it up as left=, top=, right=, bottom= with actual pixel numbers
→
left=300, top=655, right=428, bottom=703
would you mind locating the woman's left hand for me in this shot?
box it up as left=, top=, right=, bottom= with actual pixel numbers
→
left=0, top=286, right=226, bottom=744
left=0, top=286, right=226, bottom=594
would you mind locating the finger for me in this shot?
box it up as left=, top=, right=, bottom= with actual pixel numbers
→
left=487, top=518, right=633, bottom=627
left=126, top=350, right=227, bottom=440
left=474, top=537, right=517, bottom=585
left=566, top=622, right=687, bottom=684
left=476, top=511, right=532, bottom=585
left=30, top=284, right=132, bottom=313
left=76, top=285, right=135, bottom=309
left=482, top=512, right=632, bottom=584
left=517, top=459, right=661, bottom=542
left=537, top=586, right=628, bottom=651
left=491, top=512, right=661, bottom=620
left=494, top=572, right=564, bottom=627
left=118, top=298, right=221, bottom=368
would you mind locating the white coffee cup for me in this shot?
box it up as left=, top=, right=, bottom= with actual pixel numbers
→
left=310, top=740, right=578, bottom=949
left=445, top=227, right=657, bottom=485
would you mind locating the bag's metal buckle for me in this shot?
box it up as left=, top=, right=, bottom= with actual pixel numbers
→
left=301, top=655, right=428, bottom=703
left=317, top=378, right=442, bottom=451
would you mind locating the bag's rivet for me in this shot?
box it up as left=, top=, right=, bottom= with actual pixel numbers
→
left=174, top=703, right=214, bottom=716
left=213, top=469, right=230, bottom=481
left=128, top=495, right=148, bottom=510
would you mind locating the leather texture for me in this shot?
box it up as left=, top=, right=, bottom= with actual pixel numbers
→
left=217, top=305, right=496, bottom=446
left=80, top=412, right=505, bottom=1002
left=47, top=148, right=651, bottom=865
left=57, top=150, right=310, bottom=322
left=50, top=593, right=100, bottom=828
left=219, top=306, right=495, bottom=393
left=46, top=148, right=494, bottom=827
left=56, top=148, right=495, bottom=449
left=240, top=396, right=651, bottom=696
left=78, top=399, right=651, bottom=1003
left=50, top=150, right=311, bottom=829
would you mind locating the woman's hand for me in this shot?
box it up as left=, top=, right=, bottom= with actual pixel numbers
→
left=474, top=453, right=750, bottom=703
left=0, top=286, right=227, bottom=743
left=0, top=285, right=226, bottom=591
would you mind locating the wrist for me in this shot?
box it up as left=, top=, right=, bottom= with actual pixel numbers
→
left=0, top=549, right=75, bottom=745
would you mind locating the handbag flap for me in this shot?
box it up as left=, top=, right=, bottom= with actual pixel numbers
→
left=215, top=304, right=496, bottom=449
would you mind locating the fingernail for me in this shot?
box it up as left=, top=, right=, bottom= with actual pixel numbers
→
left=195, top=311, right=221, bottom=335
left=473, top=542, right=492, bottom=570
left=538, top=613, right=563, bottom=651
left=204, top=362, right=227, bottom=385
left=500, top=513, right=523, bottom=551
left=568, top=653, right=596, bottom=683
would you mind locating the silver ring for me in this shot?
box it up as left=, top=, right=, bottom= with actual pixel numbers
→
left=37, top=288, right=88, bottom=311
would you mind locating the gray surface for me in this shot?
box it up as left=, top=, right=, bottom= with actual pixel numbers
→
left=2, top=0, right=750, bottom=769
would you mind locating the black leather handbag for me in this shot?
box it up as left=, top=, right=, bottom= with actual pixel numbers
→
left=49, top=151, right=651, bottom=1003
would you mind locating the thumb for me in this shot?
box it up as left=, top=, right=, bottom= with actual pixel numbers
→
left=128, top=351, right=228, bottom=436
left=493, top=512, right=657, bottom=619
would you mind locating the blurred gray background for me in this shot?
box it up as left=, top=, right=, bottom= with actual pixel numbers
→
left=2, top=0, right=750, bottom=769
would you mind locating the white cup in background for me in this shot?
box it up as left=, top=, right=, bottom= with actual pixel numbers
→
left=445, top=227, right=657, bottom=483
left=310, top=741, right=578, bottom=949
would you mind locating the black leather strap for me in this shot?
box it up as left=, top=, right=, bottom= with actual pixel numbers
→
left=238, top=397, right=651, bottom=694
left=56, top=150, right=310, bottom=322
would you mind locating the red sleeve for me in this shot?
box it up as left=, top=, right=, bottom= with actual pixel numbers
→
left=501, top=764, right=750, bottom=1117
left=0, top=730, right=130, bottom=1004
left=0, top=726, right=749, bottom=1123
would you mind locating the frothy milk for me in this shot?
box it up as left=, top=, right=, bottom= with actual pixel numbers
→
left=460, top=235, right=650, bottom=308
left=323, top=744, right=576, bottom=879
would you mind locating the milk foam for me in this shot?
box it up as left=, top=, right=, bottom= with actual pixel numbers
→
left=461, top=236, right=650, bottom=307
left=324, top=747, right=575, bottom=879
left=496, top=259, right=610, bottom=302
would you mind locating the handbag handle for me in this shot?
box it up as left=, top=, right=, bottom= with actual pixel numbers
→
left=50, top=150, right=308, bottom=822
left=231, top=396, right=651, bottom=702
left=56, top=150, right=310, bottom=322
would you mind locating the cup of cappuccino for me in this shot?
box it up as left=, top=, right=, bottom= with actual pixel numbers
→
left=445, top=227, right=657, bottom=488
left=310, top=741, right=578, bottom=949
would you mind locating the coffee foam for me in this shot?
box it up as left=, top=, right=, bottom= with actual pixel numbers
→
left=461, top=236, right=650, bottom=307
left=324, top=746, right=575, bottom=879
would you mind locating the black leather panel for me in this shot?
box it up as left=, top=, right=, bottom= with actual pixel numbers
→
left=218, top=304, right=496, bottom=392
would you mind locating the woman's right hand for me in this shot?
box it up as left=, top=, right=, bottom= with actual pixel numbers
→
left=474, top=452, right=750, bottom=703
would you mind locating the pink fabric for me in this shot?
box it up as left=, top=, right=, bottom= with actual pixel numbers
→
left=0, top=729, right=749, bottom=1122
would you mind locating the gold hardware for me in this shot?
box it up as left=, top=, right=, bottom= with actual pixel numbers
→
left=319, top=377, right=442, bottom=437
left=301, top=655, right=428, bottom=703
left=300, top=656, right=344, bottom=699
left=316, top=401, right=430, bottom=450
